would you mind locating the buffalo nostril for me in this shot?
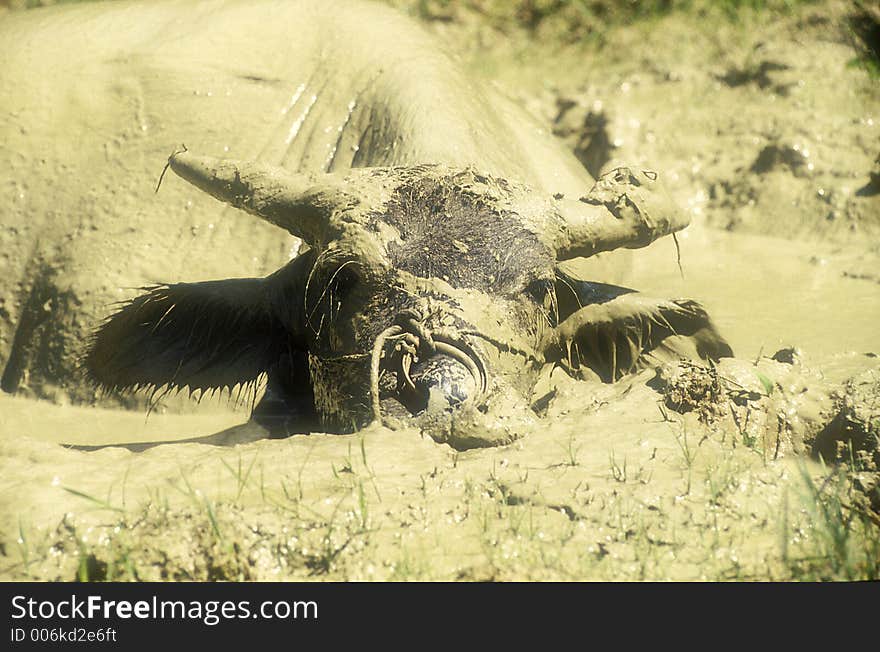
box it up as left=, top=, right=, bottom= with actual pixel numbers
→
left=412, top=354, right=477, bottom=413
left=370, top=317, right=487, bottom=424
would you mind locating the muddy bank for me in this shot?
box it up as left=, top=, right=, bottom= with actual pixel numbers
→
left=3, top=347, right=878, bottom=581
left=475, top=0, right=880, bottom=241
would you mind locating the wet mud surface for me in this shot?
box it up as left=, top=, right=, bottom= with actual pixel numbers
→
left=1, top=0, right=878, bottom=580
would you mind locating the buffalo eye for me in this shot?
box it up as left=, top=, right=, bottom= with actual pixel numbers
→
left=329, top=264, right=359, bottom=298
left=524, top=278, right=551, bottom=302
left=525, top=278, right=557, bottom=326
left=308, top=262, right=362, bottom=326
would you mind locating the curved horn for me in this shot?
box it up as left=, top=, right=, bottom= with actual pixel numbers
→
left=552, top=167, right=689, bottom=261
left=167, top=149, right=356, bottom=245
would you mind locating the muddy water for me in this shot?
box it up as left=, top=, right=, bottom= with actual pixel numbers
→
left=580, top=226, right=880, bottom=361
left=0, top=393, right=246, bottom=447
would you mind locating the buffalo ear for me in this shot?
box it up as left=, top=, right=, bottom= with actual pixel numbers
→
left=543, top=291, right=732, bottom=383
left=84, top=277, right=293, bottom=396
left=553, top=268, right=636, bottom=322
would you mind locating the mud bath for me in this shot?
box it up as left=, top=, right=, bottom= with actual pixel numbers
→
left=607, top=226, right=880, bottom=360
left=1, top=0, right=879, bottom=581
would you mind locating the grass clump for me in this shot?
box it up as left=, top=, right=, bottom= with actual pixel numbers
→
left=781, top=461, right=880, bottom=581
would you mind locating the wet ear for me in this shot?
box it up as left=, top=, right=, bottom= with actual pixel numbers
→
left=553, top=268, right=636, bottom=321
left=543, top=292, right=733, bottom=383
left=84, top=277, right=293, bottom=395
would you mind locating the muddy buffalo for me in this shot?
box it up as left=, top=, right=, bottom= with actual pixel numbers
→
left=83, top=150, right=731, bottom=448
left=0, top=0, right=730, bottom=449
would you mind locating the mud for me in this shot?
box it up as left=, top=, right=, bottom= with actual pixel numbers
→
left=1, top=0, right=879, bottom=581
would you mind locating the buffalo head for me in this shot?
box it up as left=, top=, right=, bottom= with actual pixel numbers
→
left=84, top=150, right=731, bottom=449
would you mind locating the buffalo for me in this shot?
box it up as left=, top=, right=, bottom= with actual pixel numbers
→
left=0, top=0, right=731, bottom=450
left=84, top=149, right=731, bottom=449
